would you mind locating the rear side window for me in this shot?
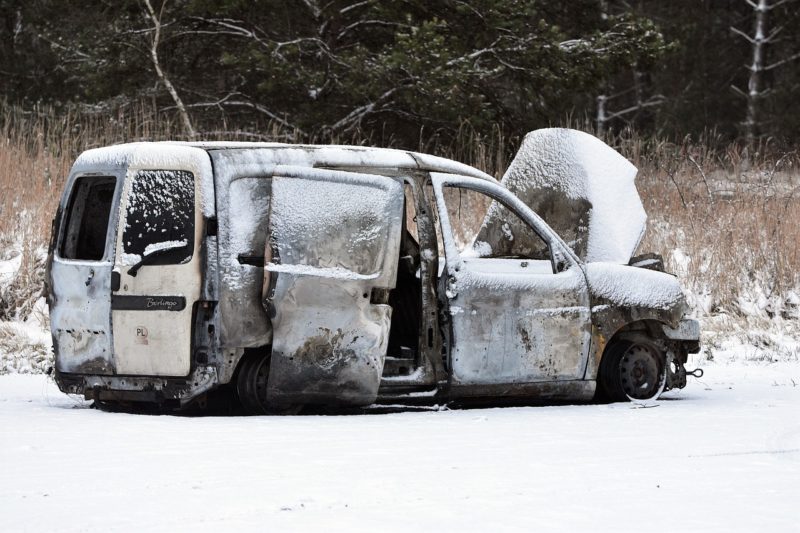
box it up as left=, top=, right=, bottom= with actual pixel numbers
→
left=60, top=176, right=116, bottom=260
left=121, top=170, right=195, bottom=265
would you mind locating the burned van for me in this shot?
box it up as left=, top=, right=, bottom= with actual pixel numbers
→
left=47, top=129, right=701, bottom=413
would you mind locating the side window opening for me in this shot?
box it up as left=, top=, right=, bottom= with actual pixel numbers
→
left=60, top=176, right=116, bottom=261
left=440, top=184, right=553, bottom=265
left=121, top=170, right=195, bottom=265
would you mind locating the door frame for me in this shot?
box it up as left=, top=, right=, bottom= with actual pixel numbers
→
left=430, top=172, right=593, bottom=388
left=264, top=166, right=405, bottom=406
left=50, top=170, right=125, bottom=375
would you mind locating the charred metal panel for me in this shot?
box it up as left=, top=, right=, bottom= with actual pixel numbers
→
left=662, top=319, right=700, bottom=341
left=210, top=150, right=278, bottom=348
left=405, top=175, right=444, bottom=384
left=431, top=173, right=592, bottom=388
left=449, top=379, right=596, bottom=402
left=265, top=169, right=404, bottom=406
left=57, top=364, right=219, bottom=406
left=446, top=261, right=592, bottom=385
left=581, top=262, right=689, bottom=382
left=51, top=262, right=117, bottom=374
left=50, top=171, right=124, bottom=376
left=267, top=275, right=393, bottom=405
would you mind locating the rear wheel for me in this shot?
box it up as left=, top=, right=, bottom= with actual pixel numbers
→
left=236, top=353, right=270, bottom=414
left=598, top=339, right=666, bottom=402
left=236, top=352, right=302, bottom=415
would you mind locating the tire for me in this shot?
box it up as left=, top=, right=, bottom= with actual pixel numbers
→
left=597, top=339, right=667, bottom=402
left=235, top=352, right=302, bottom=415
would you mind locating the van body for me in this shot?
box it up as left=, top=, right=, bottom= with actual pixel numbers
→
left=47, top=141, right=700, bottom=412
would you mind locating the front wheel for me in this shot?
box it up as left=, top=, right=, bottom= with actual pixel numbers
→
left=598, top=339, right=666, bottom=402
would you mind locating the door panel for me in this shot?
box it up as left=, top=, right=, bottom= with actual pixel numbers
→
left=112, top=169, right=202, bottom=376
left=447, top=259, right=590, bottom=384
left=265, top=167, right=404, bottom=406
left=51, top=175, right=119, bottom=375
left=431, top=174, right=591, bottom=387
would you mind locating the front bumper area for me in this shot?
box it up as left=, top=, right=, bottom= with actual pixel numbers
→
left=662, top=318, right=701, bottom=343
left=662, top=318, right=701, bottom=391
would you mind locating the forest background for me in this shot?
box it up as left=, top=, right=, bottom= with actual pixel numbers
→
left=2, top=0, right=800, bottom=146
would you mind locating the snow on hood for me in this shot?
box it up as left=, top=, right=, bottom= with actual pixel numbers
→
left=475, top=128, right=646, bottom=263
left=585, top=262, right=684, bottom=310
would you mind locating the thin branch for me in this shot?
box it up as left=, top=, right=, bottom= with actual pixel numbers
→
left=731, top=84, right=748, bottom=99
left=765, top=49, right=800, bottom=70
left=731, top=26, right=755, bottom=43
left=767, top=0, right=797, bottom=10
left=330, top=87, right=398, bottom=132
left=687, top=155, right=713, bottom=199
left=183, top=94, right=304, bottom=136
left=340, top=0, right=373, bottom=14
left=604, top=95, right=666, bottom=120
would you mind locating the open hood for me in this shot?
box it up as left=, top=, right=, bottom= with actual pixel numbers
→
left=474, top=128, right=646, bottom=264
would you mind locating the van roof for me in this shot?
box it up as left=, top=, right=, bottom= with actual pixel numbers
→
left=73, top=141, right=496, bottom=182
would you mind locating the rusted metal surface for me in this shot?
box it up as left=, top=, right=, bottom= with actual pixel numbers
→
left=49, top=171, right=123, bottom=376
left=431, top=173, right=593, bottom=387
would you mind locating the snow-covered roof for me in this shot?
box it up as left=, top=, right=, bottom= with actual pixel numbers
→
left=72, top=141, right=495, bottom=182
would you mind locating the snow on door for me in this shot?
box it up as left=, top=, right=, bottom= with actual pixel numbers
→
left=265, top=167, right=404, bottom=406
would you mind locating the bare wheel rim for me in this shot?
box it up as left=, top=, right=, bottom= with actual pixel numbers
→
left=618, top=343, right=665, bottom=400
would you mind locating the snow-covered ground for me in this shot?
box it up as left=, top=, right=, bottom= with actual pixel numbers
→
left=1, top=361, right=798, bottom=532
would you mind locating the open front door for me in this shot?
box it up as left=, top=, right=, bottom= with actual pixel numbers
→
left=431, top=173, right=592, bottom=391
left=265, top=167, right=404, bottom=407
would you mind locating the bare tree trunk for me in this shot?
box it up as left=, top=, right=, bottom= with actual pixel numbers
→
left=596, top=94, right=607, bottom=136
left=595, top=0, right=609, bottom=136
left=142, top=0, right=196, bottom=139
left=745, top=0, right=769, bottom=146
left=731, top=0, right=800, bottom=147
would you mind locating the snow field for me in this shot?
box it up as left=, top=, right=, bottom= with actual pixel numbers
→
left=1, top=360, right=798, bottom=532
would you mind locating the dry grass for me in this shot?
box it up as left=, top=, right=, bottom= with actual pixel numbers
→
left=629, top=136, right=800, bottom=323
left=0, top=102, right=798, bottom=331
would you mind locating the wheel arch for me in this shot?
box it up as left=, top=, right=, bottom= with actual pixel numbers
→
left=591, top=316, right=692, bottom=401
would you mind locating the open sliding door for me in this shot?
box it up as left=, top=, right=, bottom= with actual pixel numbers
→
left=265, top=167, right=404, bottom=406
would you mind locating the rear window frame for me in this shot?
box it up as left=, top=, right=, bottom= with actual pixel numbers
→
left=57, top=174, right=120, bottom=263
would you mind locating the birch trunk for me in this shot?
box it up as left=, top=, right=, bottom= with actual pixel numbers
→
left=745, top=0, right=769, bottom=145
left=143, top=0, right=196, bottom=139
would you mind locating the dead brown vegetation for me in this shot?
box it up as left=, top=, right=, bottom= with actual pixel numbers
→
left=1, top=103, right=798, bottom=325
